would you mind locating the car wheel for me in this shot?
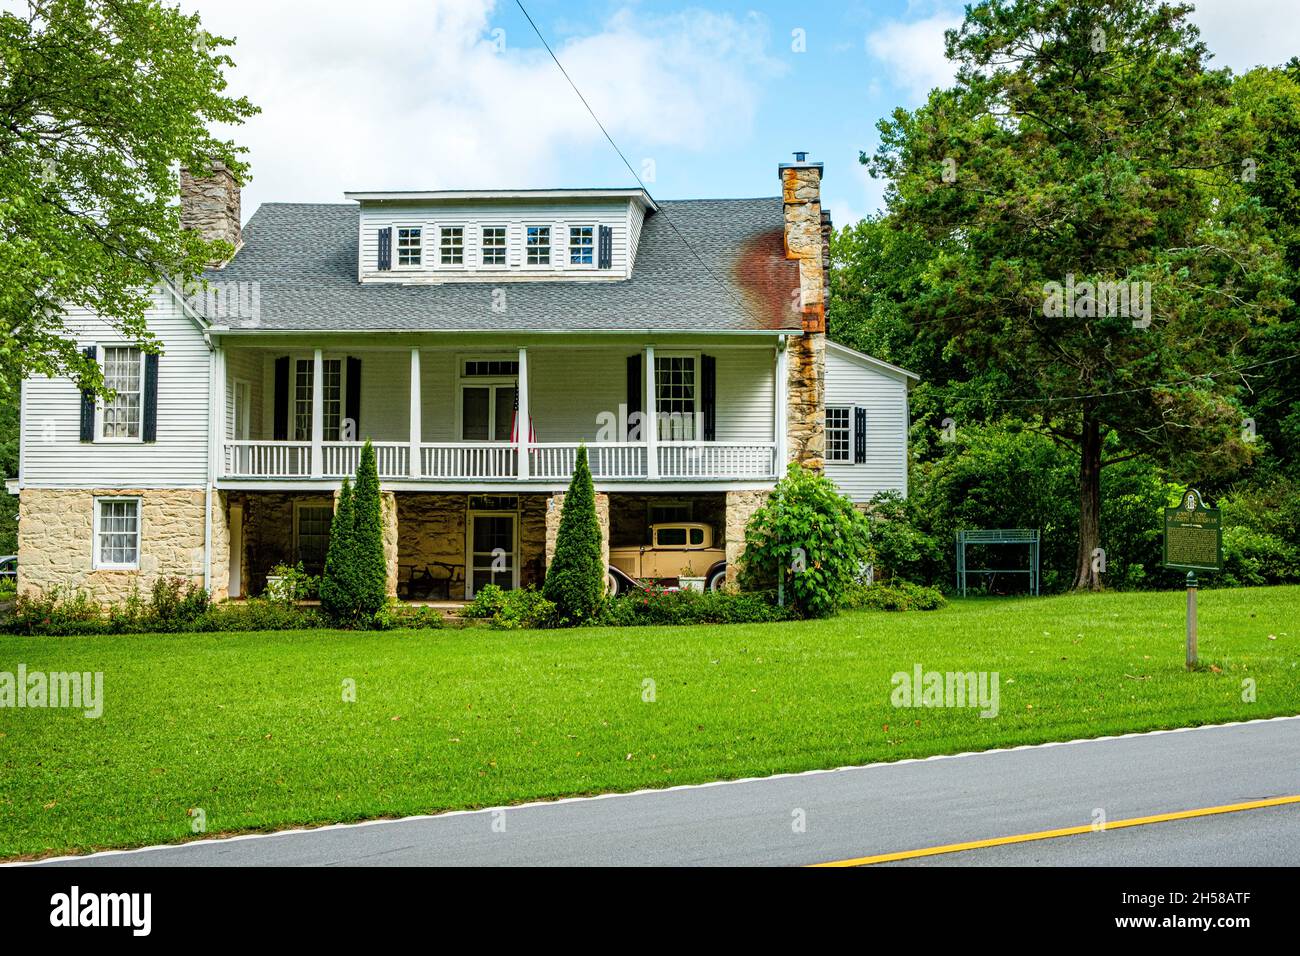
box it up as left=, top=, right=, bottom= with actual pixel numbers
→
left=707, top=567, right=727, bottom=592
left=606, top=571, right=621, bottom=597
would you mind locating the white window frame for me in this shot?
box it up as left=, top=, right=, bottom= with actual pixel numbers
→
left=479, top=224, right=508, bottom=269
left=439, top=225, right=465, bottom=267
left=826, top=405, right=852, bottom=464
left=653, top=351, right=701, bottom=442
left=291, top=355, right=347, bottom=443
left=93, top=496, right=142, bottom=570
left=95, top=344, right=147, bottom=444
left=568, top=224, right=596, bottom=268
left=292, top=499, right=335, bottom=573
left=395, top=226, right=422, bottom=268
left=456, top=355, right=519, bottom=443
left=525, top=225, right=552, bottom=268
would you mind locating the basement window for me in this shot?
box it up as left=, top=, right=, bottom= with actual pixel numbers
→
left=94, top=497, right=141, bottom=569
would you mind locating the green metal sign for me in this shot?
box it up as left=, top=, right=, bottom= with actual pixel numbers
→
left=1163, top=488, right=1223, bottom=572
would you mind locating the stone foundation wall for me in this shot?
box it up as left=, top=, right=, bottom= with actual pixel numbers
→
left=724, top=490, right=769, bottom=586
left=545, top=492, right=610, bottom=576
left=395, top=493, right=466, bottom=597
left=17, top=487, right=209, bottom=604
left=209, top=490, right=231, bottom=602
left=241, top=492, right=328, bottom=597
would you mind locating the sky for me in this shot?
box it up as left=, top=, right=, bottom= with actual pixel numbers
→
left=180, top=0, right=1300, bottom=228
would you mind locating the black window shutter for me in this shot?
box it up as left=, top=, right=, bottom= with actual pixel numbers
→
left=701, top=354, right=716, bottom=441
left=598, top=225, right=613, bottom=269
left=78, top=346, right=97, bottom=442
left=273, top=356, right=290, bottom=440
left=854, top=407, right=867, bottom=464
left=377, top=227, right=392, bottom=271
left=626, top=354, right=642, bottom=440
left=345, top=356, right=361, bottom=439
left=142, top=352, right=159, bottom=442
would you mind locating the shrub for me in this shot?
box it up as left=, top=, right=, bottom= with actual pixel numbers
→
left=739, top=463, right=874, bottom=618
left=350, top=441, right=390, bottom=621
left=489, top=588, right=556, bottom=630
left=9, top=587, right=105, bottom=635
left=543, top=445, right=604, bottom=625
left=461, top=583, right=508, bottom=619
left=841, top=580, right=947, bottom=612
left=148, top=576, right=210, bottom=630
left=596, top=587, right=793, bottom=627
left=191, top=599, right=325, bottom=632
left=391, top=605, right=445, bottom=630
left=319, top=477, right=355, bottom=619
left=265, top=562, right=319, bottom=602
left=0, top=578, right=16, bottom=601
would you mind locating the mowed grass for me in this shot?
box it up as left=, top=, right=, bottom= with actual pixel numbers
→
left=2, top=586, right=1298, bottom=859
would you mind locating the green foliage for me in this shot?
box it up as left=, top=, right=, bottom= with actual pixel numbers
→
left=318, top=479, right=354, bottom=620
left=146, top=576, right=210, bottom=631
left=264, top=562, right=319, bottom=602
left=390, top=605, right=445, bottom=630
left=597, top=587, right=793, bottom=627
left=350, top=442, right=389, bottom=621
left=0, top=0, right=257, bottom=395
left=738, top=463, right=874, bottom=618
left=489, top=588, right=557, bottom=631
left=461, top=583, right=507, bottom=619
left=841, top=581, right=947, bottom=612
left=543, top=445, right=604, bottom=625
left=1219, top=478, right=1300, bottom=586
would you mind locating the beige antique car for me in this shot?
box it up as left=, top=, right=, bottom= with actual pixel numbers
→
left=607, top=522, right=727, bottom=595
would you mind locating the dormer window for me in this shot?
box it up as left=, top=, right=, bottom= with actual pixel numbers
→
left=526, top=226, right=551, bottom=265
left=440, top=226, right=464, bottom=265
left=481, top=226, right=507, bottom=266
left=396, top=227, right=421, bottom=267
left=569, top=226, right=594, bottom=265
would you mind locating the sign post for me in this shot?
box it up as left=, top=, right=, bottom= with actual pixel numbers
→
left=1163, top=489, right=1221, bottom=671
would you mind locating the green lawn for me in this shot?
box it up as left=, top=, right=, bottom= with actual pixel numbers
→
left=2, top=586, right=1298, bottom=859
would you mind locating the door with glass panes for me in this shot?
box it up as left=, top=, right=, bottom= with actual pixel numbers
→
left=467, top=512, right=517, bottom=596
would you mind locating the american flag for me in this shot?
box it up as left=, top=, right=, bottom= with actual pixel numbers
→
left=510, top=388, right=535, bottom=444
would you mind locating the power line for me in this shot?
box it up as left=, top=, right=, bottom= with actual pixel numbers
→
left=512, top=0, right=778, bottom=328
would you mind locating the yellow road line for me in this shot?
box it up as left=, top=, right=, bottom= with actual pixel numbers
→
left=811, top=793, right=1300, bottom=867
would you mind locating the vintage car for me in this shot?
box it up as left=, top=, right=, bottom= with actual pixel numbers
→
left=607, top=523, right=727, bottom=595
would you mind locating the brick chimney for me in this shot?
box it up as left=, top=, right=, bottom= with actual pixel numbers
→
left=180, top=161, right=241, bottom=263
left=779, top=152, right=828, bottom=470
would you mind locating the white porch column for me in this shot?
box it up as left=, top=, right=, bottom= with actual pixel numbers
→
left=775, top=337, right=789, bottom=474
left=214, top=345, right=227, bottom=479
left=644, top=345, right=658, bottom=479
left=311, top=347, right=324, bottom=479
left=409, top=347, right=422, bottom=479
left=517, top=347, right=530, bottom=480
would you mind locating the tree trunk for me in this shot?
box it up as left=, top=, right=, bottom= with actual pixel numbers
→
left=1073, top=407, right=1104, bottom=591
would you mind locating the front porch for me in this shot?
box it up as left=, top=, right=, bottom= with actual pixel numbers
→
left=216, top=342, right=786, bottom=484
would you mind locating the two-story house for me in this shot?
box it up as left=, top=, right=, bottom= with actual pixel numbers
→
left=9, top=153, right=916, bottom=603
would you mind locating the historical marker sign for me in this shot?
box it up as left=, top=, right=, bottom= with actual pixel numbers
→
left=1163, top=488, right=1222, bottom=573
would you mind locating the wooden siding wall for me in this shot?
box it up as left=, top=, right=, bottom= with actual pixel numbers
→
left=823, top=347, right=910, bottom=502
left=20, top=290, right=211, bottom=487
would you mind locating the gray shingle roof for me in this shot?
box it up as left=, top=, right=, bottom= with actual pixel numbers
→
left=203, top=198, right=802, bottom=334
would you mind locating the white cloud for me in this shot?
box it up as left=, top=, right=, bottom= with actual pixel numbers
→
left=864, top=13, right=962, bottom=103
left=184, top=1, right=781, bottom=218
left=1186, top=0, right=1300, bottom=72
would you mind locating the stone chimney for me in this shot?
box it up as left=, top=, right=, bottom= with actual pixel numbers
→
left=180, top=161, right=241, bottom=263
left=779, top=152, right=828, bottom=470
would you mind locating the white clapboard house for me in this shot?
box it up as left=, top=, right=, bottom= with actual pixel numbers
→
left=10, top=154, right=916, bottom=602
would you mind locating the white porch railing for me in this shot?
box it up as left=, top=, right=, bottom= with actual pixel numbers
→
left=421, top=442, right=517, bottom=480
left=224, top=440, right=313, bottom=478
left=221, top=440, right=777, bottom=481
left=322, top=442, right=410, bottom=480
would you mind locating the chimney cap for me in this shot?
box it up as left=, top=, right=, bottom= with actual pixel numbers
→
left=778, top=151, right=824, bottom=177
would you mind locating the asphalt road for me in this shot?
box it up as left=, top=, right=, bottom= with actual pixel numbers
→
left=24, top=716, right=1300, bottom=867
